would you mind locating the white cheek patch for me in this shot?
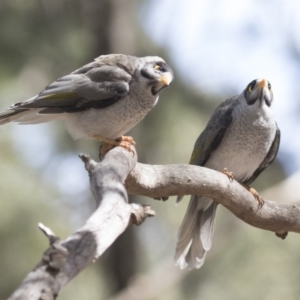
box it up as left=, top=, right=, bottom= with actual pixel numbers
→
left=153, top=96, right=159, bottom=106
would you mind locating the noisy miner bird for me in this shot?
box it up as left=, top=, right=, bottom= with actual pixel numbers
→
left=175, top=79, right=280, bottom=270
left=0, top=54, right=173, bottom=151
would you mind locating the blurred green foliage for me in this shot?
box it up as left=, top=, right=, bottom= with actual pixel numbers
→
left=0, top=1, right=294, bottom=300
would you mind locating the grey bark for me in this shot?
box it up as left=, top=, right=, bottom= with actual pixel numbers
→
left=8, top=147, right=154, bottom=300
left=126, top=163, right=300, bottom=235
left=9, top=146, right=299, bottom=299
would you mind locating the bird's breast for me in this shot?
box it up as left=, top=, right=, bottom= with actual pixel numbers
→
left=205, top=108, right=277, bottom=182
left=64, top=92, right=158, bottom=140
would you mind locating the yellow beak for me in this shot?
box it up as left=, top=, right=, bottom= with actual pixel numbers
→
left=257, top=79, right=267, bottom=89
left=160, top=73, right=173, bottom=86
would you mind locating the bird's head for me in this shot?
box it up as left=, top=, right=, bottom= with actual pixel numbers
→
left=140, top=57, right=173, bottom=96
left=244, top=79, right=273, bottom=107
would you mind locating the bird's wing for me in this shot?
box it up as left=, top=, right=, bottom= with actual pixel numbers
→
left=176, top=96, right=237, bottom=203
left=9, top=55, right=136, bottom=114
left=245, top=124, right=281, bottom=185
left=189, top=96, right=238, bottom=166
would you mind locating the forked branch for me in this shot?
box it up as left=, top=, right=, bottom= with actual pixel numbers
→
left=9, top=146, right=299, bottom=299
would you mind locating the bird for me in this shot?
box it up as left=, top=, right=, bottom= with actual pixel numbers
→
left=174, top=78, right=280, bottom=270
left=0, top=54, right=173, bottom=151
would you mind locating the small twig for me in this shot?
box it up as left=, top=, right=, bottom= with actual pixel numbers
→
left=130, top=204, right=155, bottom=225
left=38, top=222, right=59, bottom=244
left=9, top=147, right=152, bottom=300
left=9, top=147, right=300, bottom=299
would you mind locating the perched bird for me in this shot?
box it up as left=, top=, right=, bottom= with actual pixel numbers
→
left=0, top=54, right=173, bottom=150
left=175, top=79, right=280, bottom=270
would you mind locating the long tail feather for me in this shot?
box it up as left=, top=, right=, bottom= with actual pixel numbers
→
left=0, top=108, right=61, bottom=125
left=174, top=196, right=218, bottom=270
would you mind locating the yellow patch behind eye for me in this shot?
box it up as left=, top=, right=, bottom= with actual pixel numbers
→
left=248, top=86, right=252, bottom=93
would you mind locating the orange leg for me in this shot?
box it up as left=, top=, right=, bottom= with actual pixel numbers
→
left=222, top=168, right=235, bottom=182
left=92, top=134, right=137, bottom=157
left=221, top=168, right=264, bottom=210
left=115, top=136, right=137, bottom=150
left=240, top=183, right=264, bottom=209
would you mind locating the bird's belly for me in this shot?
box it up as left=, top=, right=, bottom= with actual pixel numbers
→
left=206, top=149, right=266, bottom=181
left=63, top=99, right=153, bottom=140
left=205, top=125, right=276, bottom=182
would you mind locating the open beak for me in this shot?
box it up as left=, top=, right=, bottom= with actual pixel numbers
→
left=159, top=72, right=173, bottom=86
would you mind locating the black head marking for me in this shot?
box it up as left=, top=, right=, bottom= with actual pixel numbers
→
left=244, top=79, right=273, bottom=106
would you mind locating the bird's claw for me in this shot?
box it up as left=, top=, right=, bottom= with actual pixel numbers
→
left=93, top=134, right=137, bottom=158
left=222, top=168, right=235, bottom=182
left=241, top=183, right=264, bottom=210
left=249, top=187, right=265, bottom=210
left=115, top=136, right=137, bottom=152
left=116, top=136, right=137, bottom=146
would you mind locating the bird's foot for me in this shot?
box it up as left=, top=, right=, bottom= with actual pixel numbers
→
left=241, top=183, right=264, bottom=210
left=222, top=168, right=235, bottom=182
left=92, top=134, right=137, bottom=158
left=115, top=135, right=137, bottom=151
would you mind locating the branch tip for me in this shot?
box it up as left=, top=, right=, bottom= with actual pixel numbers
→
left=38, top=222, right=59, bottom=245
left=130, top=203, right=155, bottom=225
left=143, top=204, right=156, bottom=217
left=79, top=153, right=97, bottom=172
left=275, top=231, right=288, bottom=239
left=79, top=153, right=90, bottom=160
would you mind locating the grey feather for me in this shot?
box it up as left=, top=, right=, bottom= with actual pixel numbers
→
left=176, top=97, right=237, bottom=205
left=0, top=54, right=173, bottom=139
left=12, top=64, right=132, bottom=110
left=246, top=124, right=280, bottom=185
left=175, top=196, right=217, bottom=269
left=190, top=96, right=238, bottom=166
left=175, top=79, right=279, bottom=270
left=0, top=110, right=24, bottom=125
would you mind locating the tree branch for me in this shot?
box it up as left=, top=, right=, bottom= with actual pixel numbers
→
left=9, top=147, right=154, bottom=300
left=9, top=146, right=299, bottom=299
left=126, top=163, right=300, bottom=236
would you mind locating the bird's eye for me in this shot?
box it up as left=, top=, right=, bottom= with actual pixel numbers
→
left=268, top=83, right=272, bottom=90
left=247, top=80, right=256, bottom=93
left=154, top=64, right=164, bottom=71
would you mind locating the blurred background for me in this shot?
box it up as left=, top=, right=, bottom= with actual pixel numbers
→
left=1, top=0, right=300, bottom=299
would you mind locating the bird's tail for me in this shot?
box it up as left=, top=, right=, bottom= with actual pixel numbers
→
left=0, top=110, right=24, bottom=126
left=174, top=195, right=218, bottom=270
left=0, top=108, right=57, bottom=125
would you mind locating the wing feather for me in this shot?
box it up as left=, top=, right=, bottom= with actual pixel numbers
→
left=245, top=124, right=280, bottom=185
left=9, top=55, right=134, bottom=114
left=190, top=96, right=238, bottom=166
left=177, top=96, right=237, bottom=204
